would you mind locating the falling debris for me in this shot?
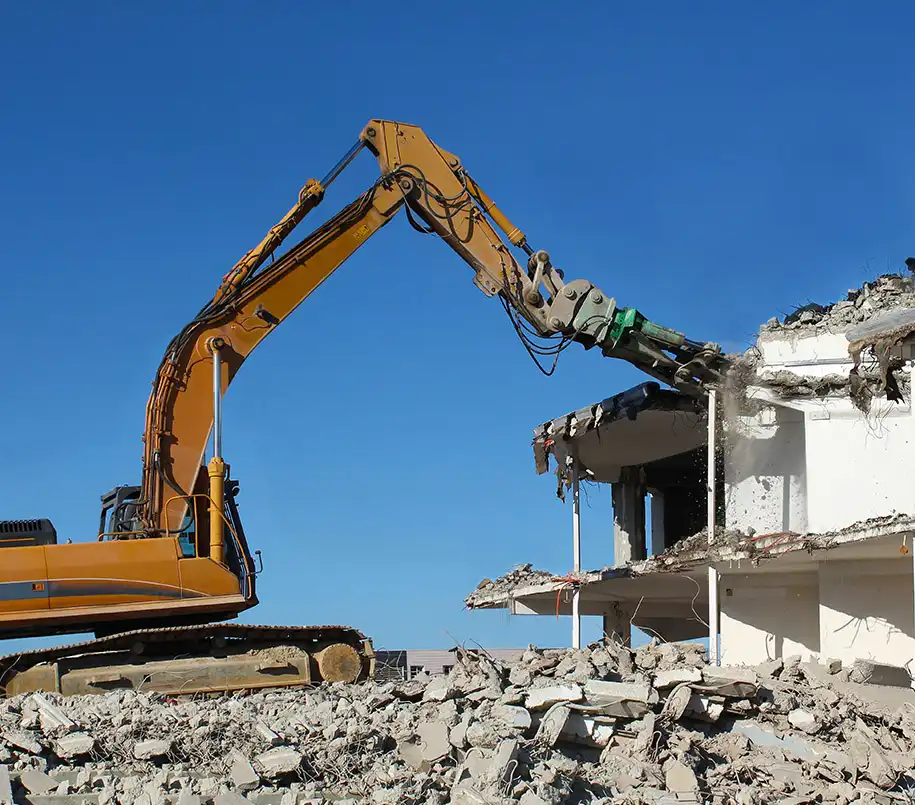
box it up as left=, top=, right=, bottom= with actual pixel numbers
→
left=0, top=642, right=911, bottom=803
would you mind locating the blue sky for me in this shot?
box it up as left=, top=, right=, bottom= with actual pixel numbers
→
left=0, top=2, right=911, bottom=653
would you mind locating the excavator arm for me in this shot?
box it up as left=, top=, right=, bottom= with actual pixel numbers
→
left=139, top=119, right=728, bottom=536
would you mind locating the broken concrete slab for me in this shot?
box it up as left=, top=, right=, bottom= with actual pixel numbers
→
left=524, top=684, right=583, bottom=710
left=254, top=746, right=303, bottom=777
left=396, top=737, right=428, bottom=772
left=848, top=659, right=912, bottom=688
left=53, top=732, right=95, bottom=759
left=480, top=738, right=519, bottom=787
left=788, top=708, right=821, bottom=734
left=491, top=705, right=532, bottom=731
left=684, top=694, right=724, bottom=723
left=665, top=760, right=698, bottom=796
left=422, top=676, right=458, bottom=702
left=3, top=730, right=42, bottom=755
left=653, top=667, right=702, bottom=689
left=229, top=751, right=260, bottom=792
left=133, top=739, right=172, bottom=760
left=416, top=720, right=451, bottom=762
left=20, top=769, right=59, bottom=795
left=31, top=694, right=75, bottom=734
left=583, top=679, right=657, bottom=717
left=698, top=666, right=759, bottom=698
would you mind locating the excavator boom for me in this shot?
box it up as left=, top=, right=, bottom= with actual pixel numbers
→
left=140, top=119, right=728, bottom=537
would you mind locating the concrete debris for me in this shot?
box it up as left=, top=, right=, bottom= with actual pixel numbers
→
left=761, top=272, right=915, bottom=333
left=0, top=642, right=910, bottom=803
left=472, top=564, right=555, bottom=601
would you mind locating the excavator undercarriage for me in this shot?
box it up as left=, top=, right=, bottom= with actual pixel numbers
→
left=0, top=624, right=374, bottom=698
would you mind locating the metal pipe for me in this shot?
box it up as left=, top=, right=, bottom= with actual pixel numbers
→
left=707, top=389, right=720, bottom=665
left=321, top=141, right=365, bottom=189
left=572, top=459, right=581, bottom=650
left=209, top=339, right=226, bottom=565
left=213, top=344, right=223, bottom=459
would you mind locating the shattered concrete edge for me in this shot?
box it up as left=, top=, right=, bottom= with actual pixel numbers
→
left=465, top=512, right=915, bottom=609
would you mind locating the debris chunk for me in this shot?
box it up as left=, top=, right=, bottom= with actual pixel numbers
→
left=54, top=731, right=95, bottom=759
left=133, top=739, right=172, bottom=760
left=20, top=768, right=59, bottom=795
left=524, top=684, right=583, bottom=710
left=254, top=746, right=302, bottom=777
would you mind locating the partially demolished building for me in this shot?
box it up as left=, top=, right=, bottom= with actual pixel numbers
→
left=468, top=271, right=915, bottom=677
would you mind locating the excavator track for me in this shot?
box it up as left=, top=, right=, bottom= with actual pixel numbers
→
left=0, top=623, right=375, bottom=698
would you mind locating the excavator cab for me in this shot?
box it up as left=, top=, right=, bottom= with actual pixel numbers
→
left=98, top=485, right=142, bottom=536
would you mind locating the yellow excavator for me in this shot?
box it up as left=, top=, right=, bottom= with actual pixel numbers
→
left=0, top=120, right=728, bottom=697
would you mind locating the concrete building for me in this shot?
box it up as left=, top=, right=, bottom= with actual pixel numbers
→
left=466, top=273, right=915, bottom=681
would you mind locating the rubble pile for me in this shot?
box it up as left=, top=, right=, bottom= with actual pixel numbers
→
left=473, top=565, right=557, bottom=600
left=1, top=643, right=914, bottom=804
left=760, top=273, right=915, bottom=333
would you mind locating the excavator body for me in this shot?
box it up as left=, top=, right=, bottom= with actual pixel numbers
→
left=0, top=480, right=254, bottom=642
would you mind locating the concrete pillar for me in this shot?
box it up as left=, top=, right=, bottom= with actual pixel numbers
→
left=648, top=488, right=665, bottom=556
left=612, top=467, right=646, bottom=566
left=571, top=459, right=581, bottom=650
left=602, top=602, right=634, bottom=646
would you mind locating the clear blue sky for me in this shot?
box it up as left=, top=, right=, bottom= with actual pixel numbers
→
left=0, top=3, right=911, bottom=653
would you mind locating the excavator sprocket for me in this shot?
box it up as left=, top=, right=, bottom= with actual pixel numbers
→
left=0, top=623, right=375, bottom=698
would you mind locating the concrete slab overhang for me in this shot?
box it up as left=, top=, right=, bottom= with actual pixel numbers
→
left=532, top=382, right=707, bottom=483
left=466, top=515, right=915, bottom=640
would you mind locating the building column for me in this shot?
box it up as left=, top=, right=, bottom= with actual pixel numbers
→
left=648, top=487, right=665, bottom=556
left=571, top=458, right=581, bottom=650
left=612, top=467, right=646, bottom=566
left=707, top=389, right=720, bottom=666
left=602, top=602, right=634, bottom=647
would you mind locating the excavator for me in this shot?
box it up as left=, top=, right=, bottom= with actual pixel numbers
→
left=0, top=120, right=728, bottom=697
